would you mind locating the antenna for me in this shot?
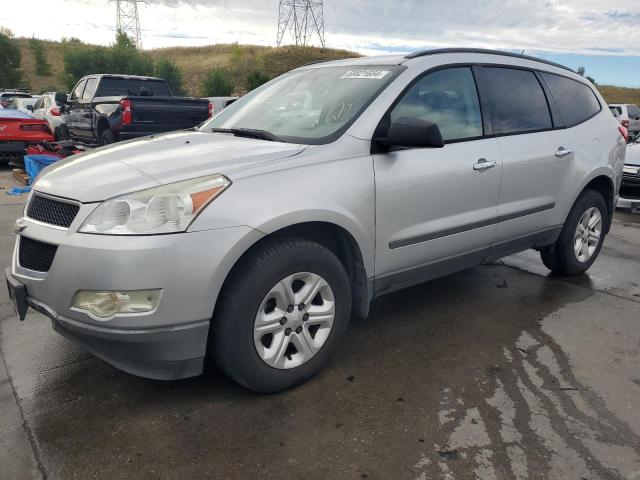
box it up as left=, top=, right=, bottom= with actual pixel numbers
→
left=110, top=0, right=144, bottom=48
left=277, top=0, right=325, bottom=48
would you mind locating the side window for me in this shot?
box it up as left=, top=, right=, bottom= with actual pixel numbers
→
left=483, top=67, right=552, bottom=134
left=541, top=72, right=600, bottom=127
left=82, top=78, right=97, bottom=100
left=627, top=105, right=640, bottom=118
left=33, top=97, right=44, bottom=110
left=390, top=67, right=483, bottom=142
left=71, top=80, right=87, bottom=100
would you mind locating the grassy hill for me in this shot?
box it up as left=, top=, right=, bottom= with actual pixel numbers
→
left=14, top=37, right=640, bottom=104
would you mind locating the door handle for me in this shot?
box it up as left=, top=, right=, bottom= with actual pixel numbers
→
left=473, top=158, right=497, bottom=171
left=555, top=147, right=573, bottom=159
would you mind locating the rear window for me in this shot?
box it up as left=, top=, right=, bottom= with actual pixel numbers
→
left=609, top=106, right=622, bottom=116
left=483, top=67, right=552, bottom=134
left=95, top=78, right=171, bottom=97
left=541, top=73, right=600, bottom=127
left=628, top=105, right=640, bottom=117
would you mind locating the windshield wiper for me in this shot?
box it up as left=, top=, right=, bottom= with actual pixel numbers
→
left=210, top=127, right=283, bottom=142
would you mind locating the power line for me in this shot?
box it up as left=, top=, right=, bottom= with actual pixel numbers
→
left=277, top=0, right=325, bottom=48
left=110, top=0, right=144, bottom=48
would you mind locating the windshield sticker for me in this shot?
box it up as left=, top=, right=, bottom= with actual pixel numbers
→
left=341, top=70, right=389, bottom=80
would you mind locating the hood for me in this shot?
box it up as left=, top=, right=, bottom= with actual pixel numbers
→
left=35, top=130, right=306, bottom=202
left=626, top=141, right=640, bottom=166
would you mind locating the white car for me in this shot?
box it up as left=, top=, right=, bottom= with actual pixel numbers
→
left=31, top=93, right=67, bottom=140
left=618, top=135, right=640, bottom=211
left=609, top=104, right=640, bottom=138
left=7, top=96, right=39, bottom=115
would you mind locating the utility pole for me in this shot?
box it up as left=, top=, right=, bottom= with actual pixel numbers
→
left=110, top=0, right=144, bottom=48
left=277, top=0, right=325, bottom=48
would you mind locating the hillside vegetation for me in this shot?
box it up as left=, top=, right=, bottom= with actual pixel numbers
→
left=12, top=37, right=640, bottom=104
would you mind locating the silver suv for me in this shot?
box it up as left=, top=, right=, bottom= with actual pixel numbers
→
left=6, top=49, right=626, bottom=392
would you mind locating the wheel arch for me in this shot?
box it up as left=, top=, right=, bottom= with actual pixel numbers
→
left=571, top=172, right=615, bottom=233
left=216, top=220, right=372, bottom=321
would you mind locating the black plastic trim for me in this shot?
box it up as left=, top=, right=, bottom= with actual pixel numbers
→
left=404, top=48, right=575, bottom=73
left=389, top=202, right=556, bottom=249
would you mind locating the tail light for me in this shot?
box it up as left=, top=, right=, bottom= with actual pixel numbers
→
left=50, top=107, right=61, bottom=116
left=120, top=99, right=132, bottom=125
left=20, top=124, right=50, bottom=132
left=619, top=125, right=628, bottom=143
left=208, top=102, right=215, bottom=117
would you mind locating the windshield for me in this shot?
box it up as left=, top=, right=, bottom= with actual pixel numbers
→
left=200, top=65, right=403, bottom=144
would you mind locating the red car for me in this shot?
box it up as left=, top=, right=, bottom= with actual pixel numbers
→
left=0, top=109, right=54, bottom=163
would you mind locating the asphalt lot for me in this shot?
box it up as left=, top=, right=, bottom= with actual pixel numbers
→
left=1, top=167, right=640, bottom=480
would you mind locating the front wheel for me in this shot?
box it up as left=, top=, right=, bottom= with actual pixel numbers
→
left=540, top=189, right=607, bottom=276
left=210, top=238, right=351, bottom=393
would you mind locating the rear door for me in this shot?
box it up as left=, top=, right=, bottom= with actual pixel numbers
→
left=481, top=66, right=574, bottom=246
left=76, top=77, right=98, bottom=139
left=66, top=79, right=87, bottom=138
left=627, top=104, right=640, bottom=135
left=373, top=66, right=502, bottom=291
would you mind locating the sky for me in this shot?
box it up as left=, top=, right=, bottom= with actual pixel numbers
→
left=2, top=0, right=640, bottom=87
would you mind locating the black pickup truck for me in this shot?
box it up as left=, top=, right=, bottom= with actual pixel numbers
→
left=63, top=74, right=210, bottom=145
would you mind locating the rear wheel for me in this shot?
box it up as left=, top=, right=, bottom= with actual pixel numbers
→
left=101, top=129, right=115, bottom=145
left=539, top=189, right=607, bottom=276
left=53, top=124, right=70, bottom=141
left=210, top=238, right=351, bottom=393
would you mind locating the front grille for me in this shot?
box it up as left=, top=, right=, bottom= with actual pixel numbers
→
left=26, top=194, right=79, bottom=228
left=19, top=236, right=58, bottom=272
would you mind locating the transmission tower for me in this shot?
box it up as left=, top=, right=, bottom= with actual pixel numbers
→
left=110, top=0, right=143, bottom=48
left=277, top=0, right=325, bottom=48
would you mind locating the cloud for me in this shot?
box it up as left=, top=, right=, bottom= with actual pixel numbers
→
left=4, top=0, right=640, bottom=58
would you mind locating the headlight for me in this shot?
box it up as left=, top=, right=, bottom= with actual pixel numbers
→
left=80, top=174, right=230, bottom=235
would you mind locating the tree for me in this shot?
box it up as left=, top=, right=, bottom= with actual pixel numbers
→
left=62, top=31, right=153, bottom=90
left=577, top=66, right=596, bottom=85
left=246, top=71, right=270, bottom=91
left=202, top=67, right=234, bottom=96
left=0, top=29, right=22, bottom=88
left=30, top=38, right=51, bottom=76
left=154, top=60, right=184, bottom=95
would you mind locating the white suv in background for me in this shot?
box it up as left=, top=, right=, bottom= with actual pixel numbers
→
left=609, top=103, right=640, bottom=138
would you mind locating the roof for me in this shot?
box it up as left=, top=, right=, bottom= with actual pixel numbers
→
left=301, top=48, right=574, bottom=73
left=404, top=48, right=574, bottom=72
left=83, top=74, right=164, bottom=81
left=0, top=109, right=31, bottom=119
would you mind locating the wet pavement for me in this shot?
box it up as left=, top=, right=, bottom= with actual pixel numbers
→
left=1, top=168, right=640, bottom=480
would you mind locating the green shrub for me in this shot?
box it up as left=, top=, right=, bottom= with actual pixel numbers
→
left=246, top=71, right=270, bottom=91
left=0, top=30, right=22, bottom=88
left=62, top=31, right=153, bottom=90
left=202, top=67, right=234, bottom=96
left=30, top=38, right=51, bottom=76
left=154, top=60, right=184, bottom=96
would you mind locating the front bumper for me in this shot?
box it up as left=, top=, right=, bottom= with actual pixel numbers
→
left=9, top=215, right=263, bottom=380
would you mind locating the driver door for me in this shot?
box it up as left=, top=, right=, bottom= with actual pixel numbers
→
left=373, top=66, right=502, bottom=292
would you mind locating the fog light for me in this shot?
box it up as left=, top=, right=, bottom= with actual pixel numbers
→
left=72, top=290, right=161, bottom=319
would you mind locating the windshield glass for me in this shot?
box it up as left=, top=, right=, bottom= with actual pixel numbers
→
left=199, top=65, right=403, bottom=144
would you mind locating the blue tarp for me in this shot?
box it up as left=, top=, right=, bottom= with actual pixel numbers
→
left=7, top=154, right=61, bottom=195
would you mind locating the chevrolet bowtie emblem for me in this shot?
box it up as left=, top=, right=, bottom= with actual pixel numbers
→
left=14, top=218, right=27, bottom=234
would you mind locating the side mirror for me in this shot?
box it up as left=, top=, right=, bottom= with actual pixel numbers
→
left=374, top=117, right=444, bottom=151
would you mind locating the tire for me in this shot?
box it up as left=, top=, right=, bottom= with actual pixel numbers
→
left=54, top=124, right=70, bottom=141
left=539, top=189, right=607, bottom=276
left=101, top=129, right=115, bottom=145
left=210, top=237, right=351, bottom=393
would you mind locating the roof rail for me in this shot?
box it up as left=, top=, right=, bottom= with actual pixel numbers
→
left=404, top=48, right=574, bottom=73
